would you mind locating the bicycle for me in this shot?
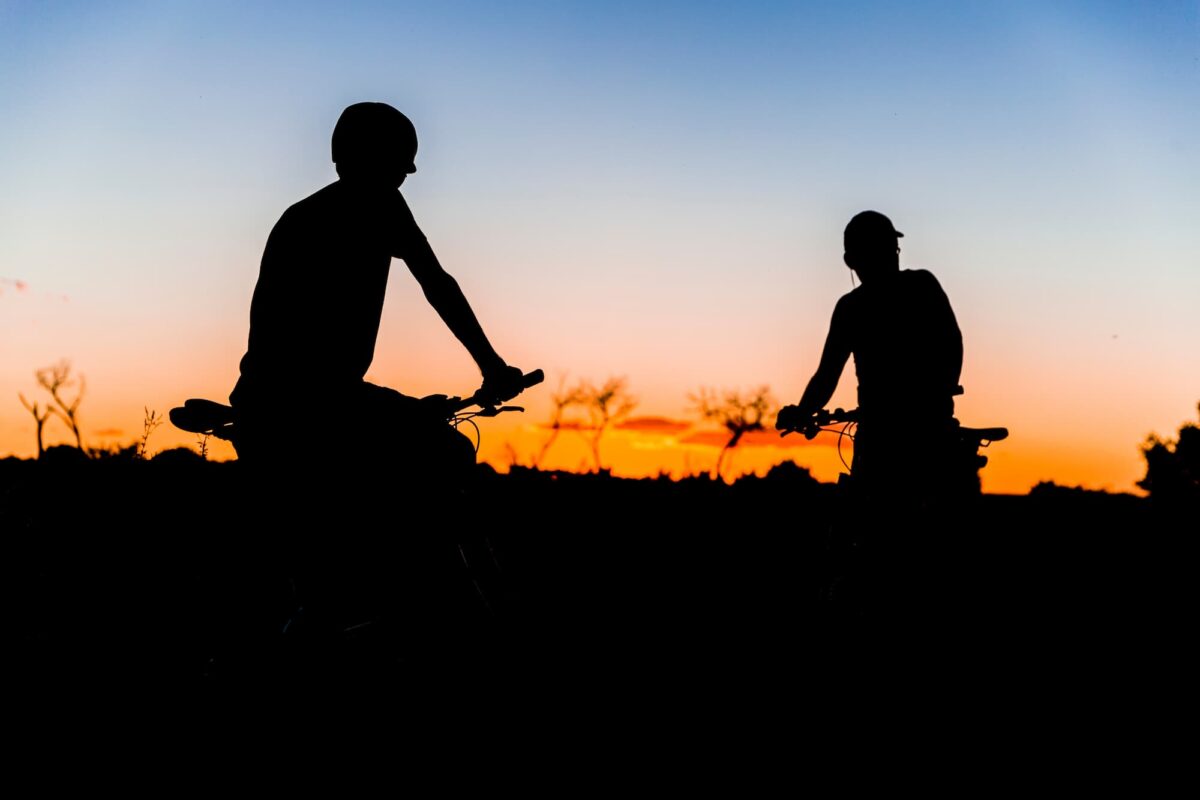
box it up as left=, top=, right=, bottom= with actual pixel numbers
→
left=778, top=403, right=1008, bottom=630
left=168, top=370, right=544, bottom=688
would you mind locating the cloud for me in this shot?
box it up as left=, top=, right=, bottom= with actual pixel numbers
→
left=536, top=420, right=592, bottom=431
left=534, top=416, right=694, bottom=437
left=680, top=429, right=851, bottom=450
left=616, top=416, right=692, bottom=434
left=0, top=277, right=29, bottom=297
left=94, top=428, right=125, bottom=437
left=0, top=277, right=67, bottom=302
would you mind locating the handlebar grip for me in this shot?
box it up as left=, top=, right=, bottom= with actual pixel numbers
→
left=521, top=369, right=544, bottom=389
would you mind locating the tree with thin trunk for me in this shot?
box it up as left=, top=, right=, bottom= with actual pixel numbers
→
left=533, top=377, right=585, bottom=468
left=18, top=393, right=52, bottom=458
left=37, top=360, right=86, bottom=450
left=691, top=386, right=777, bottom=481
left=581, top=377, right=636, bottom=472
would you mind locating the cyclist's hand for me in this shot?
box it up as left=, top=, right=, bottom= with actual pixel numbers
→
left=480, top=364, right=526, bottom=404
left=776, top=404, right=804, bottom=432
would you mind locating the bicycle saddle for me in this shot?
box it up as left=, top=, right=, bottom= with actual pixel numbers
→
left=958, top=426, right=1009, bottom=443
left=169, top=398, right=238, bottom=439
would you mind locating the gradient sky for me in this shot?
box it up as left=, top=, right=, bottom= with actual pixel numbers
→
left=2, top=1, right=1197, bottom=492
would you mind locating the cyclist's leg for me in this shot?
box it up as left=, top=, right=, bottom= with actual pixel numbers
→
left=846, top=428, right=940, bottom=631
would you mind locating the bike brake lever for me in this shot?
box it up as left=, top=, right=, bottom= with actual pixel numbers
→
left=475, top=405, right=525, bottom=418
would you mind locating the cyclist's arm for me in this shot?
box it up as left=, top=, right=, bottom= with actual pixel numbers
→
left=795, top=297, right=853, bottom=418
left=402, top=238, right=509, bottom=378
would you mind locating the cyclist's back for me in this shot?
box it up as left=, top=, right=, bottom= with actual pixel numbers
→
left=231, top=180, right=424, bottom=412
left=837, top=267, right=963, bottom=494
left=841, top=268, right=960, bottom=424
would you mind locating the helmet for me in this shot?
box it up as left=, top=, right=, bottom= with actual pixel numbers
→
left=331, top=102, right=417, bottom=172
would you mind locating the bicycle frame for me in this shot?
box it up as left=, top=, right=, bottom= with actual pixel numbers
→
left=169, top=370, right=545, bottom=456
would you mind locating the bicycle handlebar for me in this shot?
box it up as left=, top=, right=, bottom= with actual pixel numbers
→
left=447, top=369, right=545, bottom=415
left=778, top=405, right=1008, bottom=446
left=778, top=407, right=860, bottom=440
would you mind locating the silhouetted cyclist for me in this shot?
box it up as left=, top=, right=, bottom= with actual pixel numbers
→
left=777, top=211, right=964, bottom=497
left=229, top=102, right=526, bottom=472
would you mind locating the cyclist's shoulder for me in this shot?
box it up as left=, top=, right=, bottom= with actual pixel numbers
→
left=899, top=268, right=952, bottom=294
left=838, top=281, right=870, bottom=302
left=270, top=182, right=340, bottom=226
left=835, top=283, right=872, bottom=314
left=901, top=267, right=941, bottom=283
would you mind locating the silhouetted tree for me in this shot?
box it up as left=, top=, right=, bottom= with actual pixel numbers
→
left=17, top=392, right=51, bottom=459
left=691, top=386, right=777, bottom=481
left=37, top=361, right=85, bottom=451
left=1138, top=403, right=1199, bottom=504
left=580, top=377, right=636, bottom=472
left=534, top=377, right=586, bottom=468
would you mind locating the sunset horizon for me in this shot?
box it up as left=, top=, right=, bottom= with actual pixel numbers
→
left=3, top=1, right=1197, bottom=495
left=2, top=355, right=1191, bottom=496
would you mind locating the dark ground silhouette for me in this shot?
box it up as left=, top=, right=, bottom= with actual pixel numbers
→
left=5, top=456, right=1180, bottom=720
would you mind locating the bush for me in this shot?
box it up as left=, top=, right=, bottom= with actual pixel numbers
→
left=1137, top=403, right=1199, bottom=504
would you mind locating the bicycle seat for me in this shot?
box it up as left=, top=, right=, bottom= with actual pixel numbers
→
left=958, top=426, right=1008, bottom=443
left=169, top=399, right=238, bottom=439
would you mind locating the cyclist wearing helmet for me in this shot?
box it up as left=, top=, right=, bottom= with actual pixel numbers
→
left=230, top=102, right=525, bottom=465
left=776, top=211, right=964, bottom=493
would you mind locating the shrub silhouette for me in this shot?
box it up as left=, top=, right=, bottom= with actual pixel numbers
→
left=1138, top=403, right=1199, bottom=504
left=137, top=408, right=164, bottom=460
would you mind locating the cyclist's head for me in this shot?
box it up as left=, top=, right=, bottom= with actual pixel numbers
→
left=843, top=210, right=903, bottom=277
left=332, top=102, right=418, bottom=187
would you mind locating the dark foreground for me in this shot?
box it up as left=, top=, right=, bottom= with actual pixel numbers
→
left=4, top=455, right=1187, bottom=725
